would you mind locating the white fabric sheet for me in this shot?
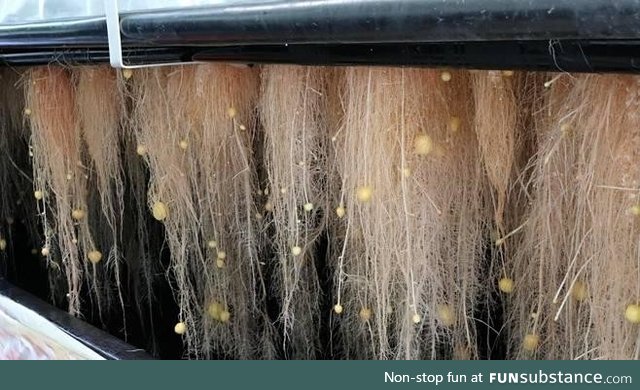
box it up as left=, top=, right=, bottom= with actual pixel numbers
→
left=0, top=295, right=104, bottom=360
left=0, top=0, right=243, bottom=24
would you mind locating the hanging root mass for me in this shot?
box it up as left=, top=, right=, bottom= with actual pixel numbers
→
left=0, top=64, right=637, bottom=359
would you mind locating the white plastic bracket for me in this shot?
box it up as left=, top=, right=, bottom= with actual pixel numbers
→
left=104, top=0, right=200, bottom=68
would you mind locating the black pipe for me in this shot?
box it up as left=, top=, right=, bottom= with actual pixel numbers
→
left=3, top=41, right=640, bottom=74
left=2, top=0, right=640, bottom=50
left=121, top=0, right=640, bottom=45
left=0, top=17, right=108, bottom=49
left=1, top=1, right=640, bottom=71
left=0, top=47, right=193, bottom=66
left=194, top=41, right=640, bottom=73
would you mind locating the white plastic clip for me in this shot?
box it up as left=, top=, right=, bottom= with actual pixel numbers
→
left=104, top=0, right=199, bottom=68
